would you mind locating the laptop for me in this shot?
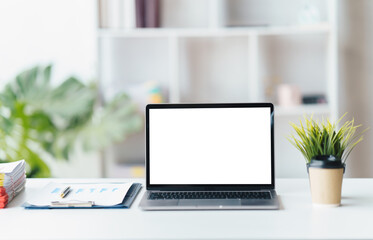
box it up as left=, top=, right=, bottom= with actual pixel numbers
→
left=139, top=103, right=279, bottom=210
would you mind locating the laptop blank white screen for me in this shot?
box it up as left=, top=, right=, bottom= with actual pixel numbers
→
left=149, top=107, right=272, bottom=185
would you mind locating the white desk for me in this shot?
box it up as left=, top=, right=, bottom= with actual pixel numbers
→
left=2, top=178, right=373, bottom=240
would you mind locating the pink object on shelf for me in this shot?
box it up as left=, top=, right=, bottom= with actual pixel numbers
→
left=277, top=84, right=301, bottom=107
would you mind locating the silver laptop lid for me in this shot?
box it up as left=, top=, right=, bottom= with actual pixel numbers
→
left=146, top=103, right=275, bottom=191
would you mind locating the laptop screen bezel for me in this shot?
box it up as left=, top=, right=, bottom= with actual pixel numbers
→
left=146, top=103, right=275, bottom=191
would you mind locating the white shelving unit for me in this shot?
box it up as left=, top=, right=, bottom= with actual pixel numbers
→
left=275, top=104, right=330, bottom=117
left=98, top=24, right=331, bottom=38
left=98, top=0, right=338, bottom=178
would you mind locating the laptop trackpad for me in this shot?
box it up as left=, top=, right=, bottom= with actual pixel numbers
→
left=178, top=199, right=240, bottom=206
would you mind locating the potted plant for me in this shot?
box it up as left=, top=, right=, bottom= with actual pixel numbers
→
left=288, top=114, right=367, bottom=207
left=0, top=65, right=142, bottom=177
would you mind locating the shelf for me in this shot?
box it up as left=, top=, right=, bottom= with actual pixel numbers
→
left=97, top=0, right=338, bottom=178
left=275, top=104, right=330, bottom=117
left=97, top=23, right=331, bottom=38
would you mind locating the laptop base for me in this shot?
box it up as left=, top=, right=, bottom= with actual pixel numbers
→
left=139, top=190, right=280, bottom=210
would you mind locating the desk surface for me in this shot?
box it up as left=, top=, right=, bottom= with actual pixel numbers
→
left=2, top=178, right=373, bottom=240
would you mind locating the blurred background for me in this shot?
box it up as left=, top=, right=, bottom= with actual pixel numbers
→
left=0, top=0, right=371, bottom=178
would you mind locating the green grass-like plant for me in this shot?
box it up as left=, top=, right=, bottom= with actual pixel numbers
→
left=288, top=114, right=367, bottom=164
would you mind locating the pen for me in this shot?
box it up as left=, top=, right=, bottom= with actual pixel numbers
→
left=60, top=186, right=71, bottom=198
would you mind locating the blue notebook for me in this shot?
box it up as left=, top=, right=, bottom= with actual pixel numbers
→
left=23, top=183, right=142, bottom=209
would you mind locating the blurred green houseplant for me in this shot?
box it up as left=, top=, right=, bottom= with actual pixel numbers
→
left=0, top=65, right=142, bottom=177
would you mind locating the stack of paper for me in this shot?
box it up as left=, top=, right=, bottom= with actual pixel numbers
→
left=0, top=160, right=26, bottom=208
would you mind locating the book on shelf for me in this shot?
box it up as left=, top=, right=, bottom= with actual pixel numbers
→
left=99, top=0, right=160, bottom=29
left=123, top=0, right=136, bottom=28
left=135, top=0, right=145, bottom=28
left=144, top=0, right=160, bottom=28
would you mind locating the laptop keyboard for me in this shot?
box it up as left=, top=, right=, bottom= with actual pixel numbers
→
left=149, top=191, right=271, bottom=200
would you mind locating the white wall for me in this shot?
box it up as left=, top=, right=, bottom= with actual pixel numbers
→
left=0, top=0, right=101, bottom=177
left=2, top=0, right=373, bottom=178
left=339, top=0, right=373, bottom=177
left=0, top=0, right=97, bottom=86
